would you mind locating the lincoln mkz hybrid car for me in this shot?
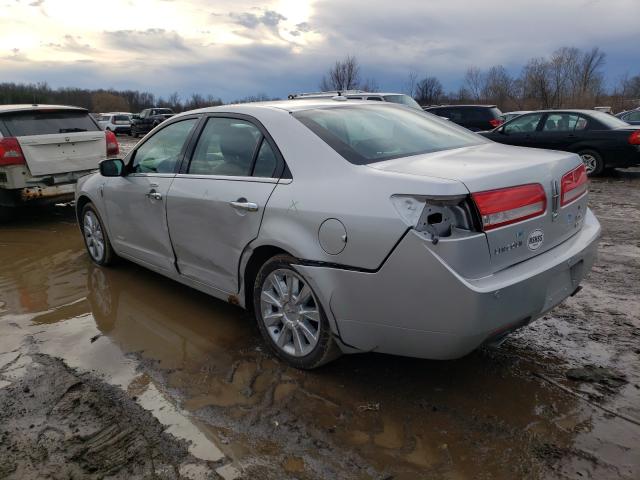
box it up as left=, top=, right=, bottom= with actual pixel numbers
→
left=76, top=99, right=600, bottom=369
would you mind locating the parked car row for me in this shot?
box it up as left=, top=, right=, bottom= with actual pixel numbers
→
left=480, top=109, right=640, bottom=175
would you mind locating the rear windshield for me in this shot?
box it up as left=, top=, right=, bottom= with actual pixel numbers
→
left=293, top=105, right=485, bottom=165
left=1, top=110, right=99, bottom=136
left=382, top=94, right=422, bottom=110
left=113, top=115, right=130, bottom=122
left=588, top=111, right=630, bottom=129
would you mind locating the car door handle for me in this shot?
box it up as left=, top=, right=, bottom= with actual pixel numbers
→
left=146, top=190, right=162, bottom=200
left=229, top=200, right=259, bottom=212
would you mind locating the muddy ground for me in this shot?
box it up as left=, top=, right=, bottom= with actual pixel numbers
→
left=1, top=141, right=638, bottom=479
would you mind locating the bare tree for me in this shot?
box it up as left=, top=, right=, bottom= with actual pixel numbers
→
left=403, top=70, right=419, bottom=98
left=482, top=65, right=513, bottom=107
left=464, top=67, right=485, bottom=102
left=414, top=76, right=443, bottom=105
left=320, top=55, right=362, bottom=91
left=360, top=77, right=380, bottom=92
left=573, top=47, right=606, bottom=105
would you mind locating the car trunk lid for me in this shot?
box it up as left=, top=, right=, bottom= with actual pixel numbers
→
left=1, top=108, right=105, bottom=176
left=369, top=142, right=589, bottom=272
left=17, top=132, right=106, bottom=176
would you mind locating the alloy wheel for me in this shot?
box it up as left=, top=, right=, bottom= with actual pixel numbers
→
left=580, top=153, right=597, bottom=174
left=260, top=269, right=321, bottom=357
left=83, top=210, right=105, bottom=262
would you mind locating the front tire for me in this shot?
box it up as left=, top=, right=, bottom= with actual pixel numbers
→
left=578, top=149, right=604, bottom=176
left=253, top=255, right=340, bottom=369
left=81, top=203, right=116, bottom=266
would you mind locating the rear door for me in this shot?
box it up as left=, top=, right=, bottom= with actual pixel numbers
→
left=1, top=109, right=105, bottom=175
left=534, top=113, right=584, bottom=150
left=102, top=117, right=199, bottom=272
left=167, top=115, right=283, bottom=294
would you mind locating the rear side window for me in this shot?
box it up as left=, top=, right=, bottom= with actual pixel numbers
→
left=1, top=110, right=100, bottom=136
left=294, top=105, right=485, bottom=165
left=189, top=118, right=261, bottom=176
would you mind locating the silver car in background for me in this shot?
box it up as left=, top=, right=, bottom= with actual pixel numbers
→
left=75, top=100, right=600, bottom=369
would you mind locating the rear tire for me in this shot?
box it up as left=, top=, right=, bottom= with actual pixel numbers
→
left=253, top=254, right=341, bottom=369
left=81, top=203, right=116, bottom=266
left=578, top=149, right=604, bottom=176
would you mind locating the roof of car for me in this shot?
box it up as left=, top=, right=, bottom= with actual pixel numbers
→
left=182, top=98, right=409, bottom=116
left=0, top=104, right=87, bottom=114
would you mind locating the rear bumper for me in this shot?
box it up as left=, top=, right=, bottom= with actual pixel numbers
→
left=1, top=183, right=76, bottom=207
left=296, top=208, right=600, bottom=360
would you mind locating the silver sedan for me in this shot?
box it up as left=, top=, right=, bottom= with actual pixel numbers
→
left=76, top=100, right=600, bottom=368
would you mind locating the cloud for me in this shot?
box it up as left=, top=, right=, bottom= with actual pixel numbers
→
left=103, top=28, right=193, bottom=54
left=229, top=9, right=286, bottom=31
left=44, top=35, right=94, bottom=54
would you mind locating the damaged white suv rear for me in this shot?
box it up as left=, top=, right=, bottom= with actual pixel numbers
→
left=0, top=104, right=118, bottom=221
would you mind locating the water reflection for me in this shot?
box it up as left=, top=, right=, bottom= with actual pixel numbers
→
left=1, top=210, right=617, bottom=479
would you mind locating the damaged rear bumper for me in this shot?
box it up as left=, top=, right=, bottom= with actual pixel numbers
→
left=19, top=184, right=76, bottom=204
left=295, top=209, right=600, bottom=360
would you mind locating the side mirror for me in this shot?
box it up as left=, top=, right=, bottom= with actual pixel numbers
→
left=132, top=114, right=140, bottom=120
left=99, top=158, right=125, bottom=177
left=499, top=126, right=507, bottom=135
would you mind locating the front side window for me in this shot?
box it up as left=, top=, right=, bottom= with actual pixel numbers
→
left=294, top=105, right=485, bottom=165
left=503, top=113, right=544, bottom=134
left=188, top=118, right=261, bottom=176
left=131, top=119, right=197, bottom=174
left=625, top=111, right=640, bottom=122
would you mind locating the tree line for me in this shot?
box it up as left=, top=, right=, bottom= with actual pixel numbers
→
left=321, top=48, right=640, bottom=112
left=1, top=46, right=638, bottom=113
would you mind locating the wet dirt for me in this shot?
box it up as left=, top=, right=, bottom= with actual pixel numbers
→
left=1, top=167, right=639, bottom=479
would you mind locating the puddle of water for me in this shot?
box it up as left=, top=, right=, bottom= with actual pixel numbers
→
left=2, top=206, right=639, bottom=478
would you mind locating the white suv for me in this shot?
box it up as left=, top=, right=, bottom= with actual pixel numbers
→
left=0, top=104, right=119, bottom=221
left=97, top=112, right=132, bottom=135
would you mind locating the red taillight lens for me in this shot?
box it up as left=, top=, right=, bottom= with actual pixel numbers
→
left=105, top=130, right=119, bottom=157
left=489, top=118, right=503, bottom=128
left=0, top=137, right=26, bottom=166
left=472, top=183, right=546, bottom=231
left=561, top=163, right=588, bottom=206
left=629, top=130, right=640, bottom=145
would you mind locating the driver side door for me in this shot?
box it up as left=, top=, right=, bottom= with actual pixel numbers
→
left=102, top=117, right=199, bottom=273
left=492, top=112, right=544, bottom=147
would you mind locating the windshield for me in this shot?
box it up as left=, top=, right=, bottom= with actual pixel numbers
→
left=383, top=94, right=422, bottom=110
left=589, top=110, right=630, bottom=129
left=293, top=105, right=486, bottom=165
left=0, top=110, right=100, bottom=136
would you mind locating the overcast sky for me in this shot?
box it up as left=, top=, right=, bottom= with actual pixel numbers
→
left=1, top=0, right=638, bottom=101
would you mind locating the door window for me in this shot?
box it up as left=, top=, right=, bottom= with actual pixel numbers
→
left=503, top=113, right=543, bottom=133
left=625, top=111, right=640, bottom=122
left=252, top=139, right=278, bottom=178
left=131, top=119, right=197, bottom=174
left=189, top=118, right=262, bottom=176
left=542, top=113, right=579, bottom=132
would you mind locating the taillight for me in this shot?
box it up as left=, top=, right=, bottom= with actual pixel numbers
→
left=0, top=137, right=26, bottom=166
left=472, top=184, right=546, bottom=231
left=105, top=130, right=119, bottom=156
left=561, top=163, right=588, bottom=206
left=629, top=130, right=640, bottom=145
left=489, top=118, right=503, bottom=128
